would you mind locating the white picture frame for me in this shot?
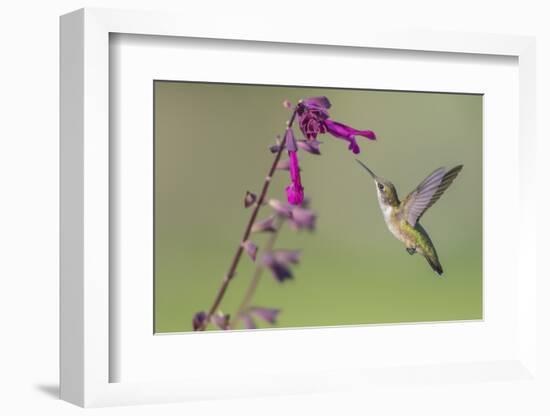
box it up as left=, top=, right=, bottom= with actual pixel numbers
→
left=60, top=7, right=539, bottom=408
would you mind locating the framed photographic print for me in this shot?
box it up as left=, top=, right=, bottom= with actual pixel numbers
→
left=60, top=8, right=540, bottom=409
left=153, top=82, right=482, bottom=335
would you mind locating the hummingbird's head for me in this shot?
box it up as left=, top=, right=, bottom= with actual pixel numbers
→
left=356, top=160, right=400, bottom=207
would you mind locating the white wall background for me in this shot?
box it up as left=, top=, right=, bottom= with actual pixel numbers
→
left=0, top=1, right=548, bottom=415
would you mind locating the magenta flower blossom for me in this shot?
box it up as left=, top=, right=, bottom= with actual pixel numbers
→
left=284, top=129, right=304, bottom=206
left=286, top=152, right=304, bottom=205
left=324, top=119, right=376, bottom=154
left=297, top=98, right=330, bottom=139
left=296, top=96, right=376, bottom=154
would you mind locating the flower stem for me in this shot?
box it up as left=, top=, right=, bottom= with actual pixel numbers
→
left=232, top=217, right=282, bottom=328
left=198, top=109, right=298, bottom=330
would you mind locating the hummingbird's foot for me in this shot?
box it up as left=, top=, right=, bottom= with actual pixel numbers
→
left=406, top=247, right=416, bottom=255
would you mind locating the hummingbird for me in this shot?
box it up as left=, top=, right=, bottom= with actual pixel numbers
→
left=356, top=159, right=463, bottom=276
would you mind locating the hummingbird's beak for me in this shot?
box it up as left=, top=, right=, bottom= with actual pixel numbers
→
left=355, top=159, right=376, bottom=179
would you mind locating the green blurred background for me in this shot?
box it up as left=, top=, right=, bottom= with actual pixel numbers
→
left=154, top=81, right=482, bottom=333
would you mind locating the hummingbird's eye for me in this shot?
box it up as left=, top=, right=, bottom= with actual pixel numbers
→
left=378, top=183, right=384, bottom=191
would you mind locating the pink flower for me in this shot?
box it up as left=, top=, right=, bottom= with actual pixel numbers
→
left=283, top=128, right=304, bottom=206
left=250, top=216, right=277, bottom=233
left=296, top=96, right=376, bottom=154
left=324, top=119, right=376, bottom=154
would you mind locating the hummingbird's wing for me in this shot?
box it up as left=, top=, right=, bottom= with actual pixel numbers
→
left=402, top=165, right=463, bottom=226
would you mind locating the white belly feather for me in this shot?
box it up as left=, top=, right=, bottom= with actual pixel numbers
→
left=378, top=191, right=402, bottom=241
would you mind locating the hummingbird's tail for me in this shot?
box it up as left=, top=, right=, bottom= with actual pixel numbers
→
left=425, top=255, right=443, bottom=276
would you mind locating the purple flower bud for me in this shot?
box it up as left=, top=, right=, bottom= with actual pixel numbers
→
left=296, top=97, right=376, bottom=153
left=240, top=313, right=257, bottom=329
left=285, top=128, right=298, bottom=152
left=268, top=199, right=315, bottom=230
left=297, top=139, right=322, bottom=155
left=249, top=307, right=280, bottom=324
left=262, top=253, right=293, bottom=282
left=285, top=149, right=304, bottom=206
left=285, top=182, right=304, bottom=206
left=289, top=206, right=316, bottom=231
left=269, top=135, right=283, bottom=153
left=241, top=240, right=258, bottom=261
left=283, top=100, right=293, bottom=109
left=192, top=311, right=207, bottom=331
left=301, top=96, right=331, bottom=109
left=244, top=191, right=257, bottom=208
left=297, top=105, right=328, bottom=140
left=212, top=312, right=230, bottom=330
left=273, top=249, right=301, bottom=265
left=268, top=199, right=293, bottom=218
left=250, top=215, right=276, bottom=233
